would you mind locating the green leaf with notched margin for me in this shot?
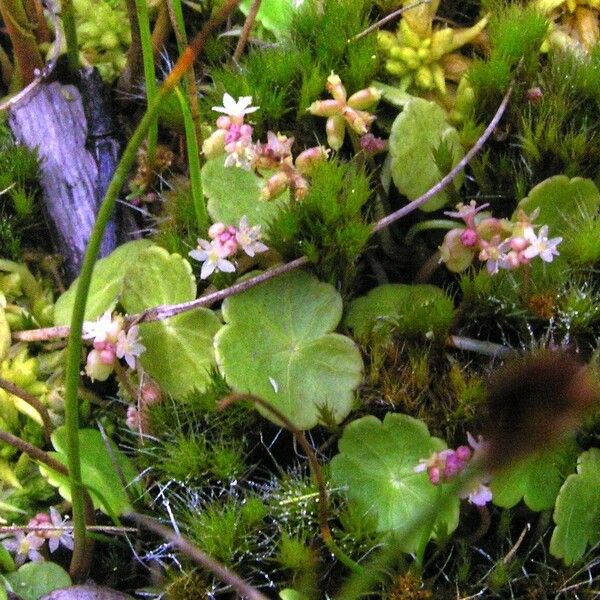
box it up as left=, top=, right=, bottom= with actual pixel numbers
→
left=490, top=438, right=579, bottom=511
left=214, top=270, right=363, bottom=430
left=4, top=562, right=71, bottom=600
left=515, top=176, right=600, bottom=232
left=389, top=97, right=464, bottom=212
left=202, top=157, right=287, bottom=228
left=331, top=413, right=459, bottom=552
left=345, top=283, right=455, bottom=343
left=120, top=246, right=221, bottom=398
left=550, top=448, right=600, bottom=565
left=39, top=427, right=140, bottom=518
left=53, top=240, right=152, bottom=325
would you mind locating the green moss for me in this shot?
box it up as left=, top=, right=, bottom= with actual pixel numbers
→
left=208, top=0, right=378, bottom=135
left=267, top=159, right=371, bottom=291
left=165, top=570, right=209, bottom=600
left=184, top=496, right=266, bottom=566
left=276, top=534, right=319, bottom=598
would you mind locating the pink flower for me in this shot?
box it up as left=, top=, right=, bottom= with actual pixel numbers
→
left=522, top=225, right=562, bottom=263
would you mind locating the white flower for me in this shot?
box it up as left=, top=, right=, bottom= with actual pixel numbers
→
left=83, top=310, right=122, bottom=344
left=460, top=482, right=493, bottom=507
left=212, top=93, right=259, bottom=123
left=189, top=239, right=236, bottom=279
left=116, top=325, right=145, bottom=370
left=224, top=143, right=255, bottom=170
left=45, top=508, right=74, bottom=553
left=522, top=225, right=562, bottom=262
left=236, top=216, right=269, bottom=257
left=2, top=531, right=45, bottom=566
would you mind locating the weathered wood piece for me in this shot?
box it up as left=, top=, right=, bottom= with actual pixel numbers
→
left=8, top=80, right=117, bottom=282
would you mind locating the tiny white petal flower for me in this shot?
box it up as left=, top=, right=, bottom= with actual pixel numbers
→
left=116, top=326, right=145, bottom=370
left=212, top=93, right=259, bottom=120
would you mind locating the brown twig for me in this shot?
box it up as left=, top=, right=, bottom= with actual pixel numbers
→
left=127, top=512, right=270, bottom=600
left=0, top=525, right=136, bottom=534
left=232, top=0, right=261, bottom=63
left=372, top=80, right=514, bottom=233
left=0, top=376, right=53, bottom=443
left=350, top=0, right=431, bottom=43
left=219, top=393, right=362, bottom=572
left=11, top=81, right=513, bottom=342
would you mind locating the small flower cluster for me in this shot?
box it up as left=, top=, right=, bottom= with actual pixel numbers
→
left=307, top=72, right=382, bottom=151
left=203, top=94, right=330, bottom=201
left=83, top=311, right=145, bottom=381
left=439, top=201, right=562, bottom=274
left=415, top=432, right=492, bottom=506
left=2, top=508, right=74, bottom=567
left=189, top=216, right=268, bottom=279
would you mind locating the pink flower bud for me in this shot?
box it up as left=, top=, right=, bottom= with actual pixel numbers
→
left=261, top=171, right=290, bottom=200
left=85, top=349, right=114, bottom=381
left=100, top=348, right=116, bottom=365
left=348, top=87, right=382, bottom=110
left=295, top=146, right=330, bottom=175
left=455, top=445, right=472, bottom=461
left=307, top=98, right=341, bottom=117
left=428, top=466, right=441, bottom=485
left=326, top=115, right=346, bottom=150
left=141, top=381, right=162, bottom=406
left=440, top=228, right=476, bottom=272
left=208, top=222, right=226, bottom=239
left=359, top=133, right=387, bottom=155
left=326, top=72, right=347, bottom=103
left=460, top=228, right=478, bottom=247
left=216, top=115, right=231, bottom=130
left=510, top=236, right=528, bottom=251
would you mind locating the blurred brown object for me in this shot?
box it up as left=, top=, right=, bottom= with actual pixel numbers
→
left=482, top=350, right=599, bottom=472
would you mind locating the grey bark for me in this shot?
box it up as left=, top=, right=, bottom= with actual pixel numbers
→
left=8, top=80, right=117, bottom=282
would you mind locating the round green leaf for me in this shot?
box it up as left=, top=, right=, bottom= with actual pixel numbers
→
left=214, top=271, right=363, bottom=430
left=202, top=157, right=287, bottom=228
left=331, top=413, right=459, bottom=552
left=345, top=284, right=455, bottom=343
left=515, top=176, right=600, bottom=231
left=490, top=439, right=578, bottom=511
left=550, top=448, right=600, bottom=565
left=39, top=427, right=140, bottom=518
left=389, top=98, right=464, bottom=212
left=4, top=562, right=71, bottom=600
left=53, top=240, right=153, bottom=325
left=120, top=246, right=221, bottom=397
left=240, top=0, right=295, bottom=36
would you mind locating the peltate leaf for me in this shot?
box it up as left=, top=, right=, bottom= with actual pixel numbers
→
left=4, top=562, right=71, bottom=600
left=120, top=246, right=221, bottom=397
left=53, top=240, right=153, bottom=325
left=345, top=284, right=455, bottom=343
left=490, top=439, right=578, bottom=511
left=389, top=98, right=464, bottom=212
left=331, top=413, right=460, bottom=552
left=39, top=427, right=141, bottom=518
left=515, top=176, right=600, bottom=231
left=214, top=271, right=363, bottom=430
left=202, top=157, right=287, bottom=228
left=550, top=448, right=600, bottom=565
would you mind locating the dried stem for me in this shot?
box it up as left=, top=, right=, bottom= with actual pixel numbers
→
left=372, top=80, right=514, bottom=233
left=219, top=393, right=363, bottom=573
left=232, top=0, right=261, bottom=63
left=0, top=377, right=52, bottom=443
left=127, top=512, right=270, bottom=600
